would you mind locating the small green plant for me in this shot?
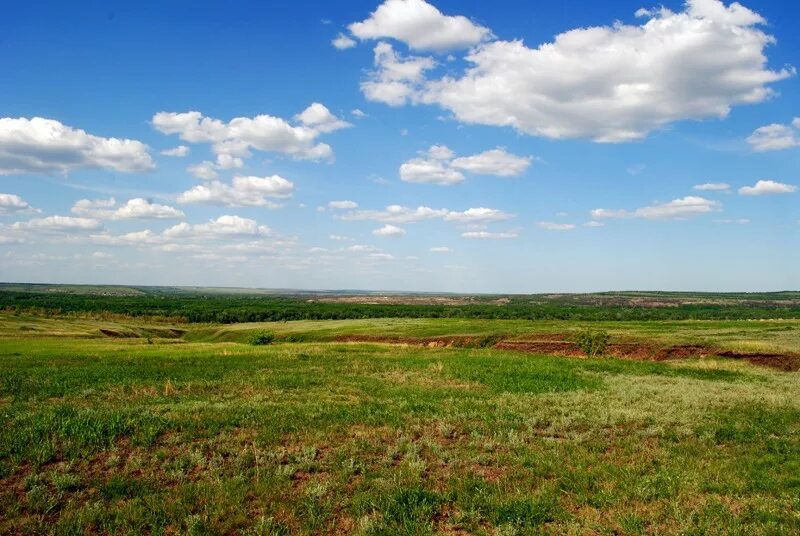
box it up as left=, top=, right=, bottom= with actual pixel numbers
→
left=248, top=331, right=275, bottom=346
left=574, top=329, right=610, bottom=358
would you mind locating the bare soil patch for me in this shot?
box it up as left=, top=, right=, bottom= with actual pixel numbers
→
left=335, top=335, right=798, bottom=371
left=717, top=351, right=800, bottom=372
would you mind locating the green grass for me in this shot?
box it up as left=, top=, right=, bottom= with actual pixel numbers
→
left=0, top=315, right=798, bottom=534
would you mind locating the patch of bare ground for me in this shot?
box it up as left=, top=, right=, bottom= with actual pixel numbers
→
left=717, top=351, right=800, bottom=372
left=335, top=334, right=799, bottom=372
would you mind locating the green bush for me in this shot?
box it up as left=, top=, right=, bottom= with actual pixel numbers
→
left=574, top=329, right=610, bottom=358
left=248, top=331, right=275, bottom=346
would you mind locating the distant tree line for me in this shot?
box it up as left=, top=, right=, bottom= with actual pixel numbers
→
left=1, top=291, right=799, bottom=323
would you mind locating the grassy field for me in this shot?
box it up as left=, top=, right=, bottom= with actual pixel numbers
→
left=1, top=312, right=799, bottom=534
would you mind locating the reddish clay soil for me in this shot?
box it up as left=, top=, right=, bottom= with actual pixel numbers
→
left=717, top=351, right=800, bottom=372
left=334, top=334, right=799, bottom=372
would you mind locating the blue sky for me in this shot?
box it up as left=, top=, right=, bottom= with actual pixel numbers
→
left=0, top=0, right=798, bottom=292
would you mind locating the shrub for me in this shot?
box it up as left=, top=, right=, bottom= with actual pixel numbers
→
left=574, top=329, right=610, bottom=358
left=248, top=331, right=275, bottom=346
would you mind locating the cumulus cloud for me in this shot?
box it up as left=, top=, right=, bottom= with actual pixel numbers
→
left=399, top=145, right=531, bottom=185
left=451, top=149, right=532, bottom=177
left=361, top=42, right=436, bottom=106
left=429, top=246, right=450, bottom=252
left=89, top=216, right=285, bottom=253
left=348, top=0, right=491, bottom=52
left=187, top=161, right=219, bottom=180
left=0, top=193, right=36, bottom=215
left=537, top=221, right=576, bottom=231
left=399, top=156, right=464, bottom=185
left=355, top=0, right=792, bottom=143
left=12, top=215, right=102, bottom=232
left=161, top=145, right=190, bottom=157
left=351, top=109, right=368, bottom=118
left=332, top=33, right=357, bottom=50
left=152, top=103, right=349, bottom=165
left=461, top=231, right=518, bottom=239
left=71, top=198, right=184, bottom=220
left=693, top=182, right=731, bottom=191
left=295, top=103, right=352, bottom=133
left=163, top=215, right=271, bottom=240
left=328, top=200, right=358, bottom=209
left=738, top=179, right=797, bottom=195
left=592, top=196, right=721, bottom=220
left=0, top=117, right=154, bottom=175
left=372, top=224, right=406, bottom=236
left=747, top=120, right=800, bottom=151
left=340, top=204, right=512, bottom=224
left=177, top=175, right=294, bottom=207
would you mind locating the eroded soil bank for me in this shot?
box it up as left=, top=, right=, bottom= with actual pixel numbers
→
left=334, top=334, right=800, bottom=372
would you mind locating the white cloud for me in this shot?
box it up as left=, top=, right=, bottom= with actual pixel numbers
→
left=341, top=205, right=448, bottom=223
left=713, top=218, right=750, bottom=224
left=399, top=145, right=531, bottom=185
left=92, top=251, right=112, bottom=259
left=693, top=182, right=731, bottom=191
left=360, top=0, right=791, bottom=143
left=0, top=235, right=25, bottom=245
left=425, top=145, right=455, bottom=160
left=164, top=215, right=271, bottom=240
left=0, top=193, right=36, bottom=215
left=461, top=231, right=518, bottom=239
left=0, top=117, right=154, bottom=175
left=590, top=208, right=629, bottom=219
left=177, top=175, right=294, bottom=207
left=593, top=196, right=721, bottom=220
left=399, top=157, right=464, bottom=185
left=372, top=224, right=406, bottom=236
left=584, top=221, right=605, bottom=228
left=332, top=33, right=357, bottom=50
left=295, top=102, right=352, bottom=133
left=346, top=244, right=380, bottom=252
left=348, top=0, right=491, bottom=52
left=361, top=43, right=436, bottom=106
left=340, top=204, right=512, bottom=224
left=72, top=197, right=184, bottom=220
left=187, top=161, right=218, bottom=180
left=152, top=103, right=349, bottom=164
left=429, top=246, right=450, bottom=252
left=451, top=148, right=532, bottom=176
left=633, top=197, right=721, bottom=219
left=537, top=221, right=576, bottom=231
left=443, top=207, right=511, bottom=223
left=747, top=121, right=800, bottom=151
left=328, top=200, right=358, bottom=209
left=161, top=145, right=190, bottom=157
left=738, top=179, right=797, bottom=195
left=12, top=215, right=102, bottom=232
left=368, top=252, right=394, bottom=260
left=329, top=234, right=353, bottom=241
left=351, top=109, right=368, bottom=118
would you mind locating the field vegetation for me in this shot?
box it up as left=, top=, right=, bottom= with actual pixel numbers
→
left=0, top=288, right=798, bottom=533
